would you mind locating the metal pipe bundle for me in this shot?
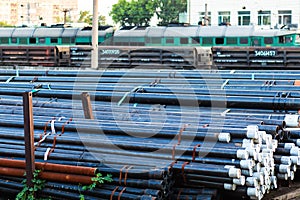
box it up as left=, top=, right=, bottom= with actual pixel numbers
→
left=0, top=69, right=299, bottom=200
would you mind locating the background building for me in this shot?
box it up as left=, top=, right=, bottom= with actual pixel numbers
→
left=0, top=0, right=78, bottom=27
left=188, top=0, right=300, bottom=28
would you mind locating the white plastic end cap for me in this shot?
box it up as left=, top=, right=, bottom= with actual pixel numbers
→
left=224, top=183, right=236, bottom=191
left=240, top=159, right=253, bottom=169
left=290, top=147, right=300, bottom=156
left=247, top=187, right=259, bottom=197
left=237, top=149, right=249, bottom=159
left=218, top=132, right=231, bottom=143
left=285, top=143, right=296, bottom=149
left=233, top=176, right=246, bottom=186
left=280, top=156, right=292, bottom=165
left=228, top=167, right=241, bottom=178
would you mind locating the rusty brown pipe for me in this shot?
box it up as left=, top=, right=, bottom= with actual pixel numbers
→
left=0, top=166, right=93, bottom=185
left=0, top=158, right=96, bottom=176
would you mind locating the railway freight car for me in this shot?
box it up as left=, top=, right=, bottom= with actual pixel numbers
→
left=108, top=24, right=300, bottom=47
left=0, top=24, right=299, bottom=48
left=0, top=45, right=212, bottom=69
left=0, top=26, right=114, bottom=46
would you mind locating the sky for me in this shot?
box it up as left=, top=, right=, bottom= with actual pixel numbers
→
left=78, top=0, right=118, bottom=25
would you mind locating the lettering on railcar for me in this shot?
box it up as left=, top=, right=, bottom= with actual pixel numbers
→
left=100, top=49, right=120, bottom=55
left=214, top=59, right=238, bottom=62
left=216, top=52, right=231, bottom=57
left=254, top=50, right=277, bottom=57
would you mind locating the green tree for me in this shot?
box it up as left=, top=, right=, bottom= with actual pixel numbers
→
left=110, top=0, right=187, bottom=26
left=78, top=10, right=107, bottom=25
left=110, top=0, right=132, bottom=26
left=78, top=11, right=92, bottom=24
left=156, top=0, right=187, bottom=25
left=110, top=0, right=156, bottom=26
left=130, top=0, right=156, bottom=26
left=0, top=21, right=13, bottom=27
left=99, top=15, right=106, bottom=25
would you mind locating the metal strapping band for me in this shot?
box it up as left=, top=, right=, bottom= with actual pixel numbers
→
left=150, top=78, right=160, bottom=87
left=170, top=161, right=177, bottom=168
left=119, top=165, right=128, bottom=185
left=124, top=166, right=133, bottom=186
left=181, top=162, right=189, bottom=183
left=30, top=76, right=39, bottom=83
left=117, top=86, right=143, bottom=106
left=176, top=188, right=183, bottom=200
left=110, top=186, right=119, bottom=200
left=192, top=144, right=201, bottom=162
left=44, top=135, right=57, bottom=160
left=5, top=70, right=19, bottom=83
left=177, top=124, right=189, bottom=145
left=172, top=144, right=178, bottom=161
left=118, top=187, right=126, bottom=200
left=59, top=118, right=72, bottom=136
left=221, top=79, right=229, bottom=89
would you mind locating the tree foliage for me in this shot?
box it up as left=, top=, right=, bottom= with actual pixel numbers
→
left=78, top=11, right=92, bottom=24
left=130, top=0, right=156, bottom=26
left=0, top=21, right=13, bottom=27
left=110, top=0, right=131, bottom=26
left=156, top=0, right=187, bottom=25
left=110, top=0, right=183, bottom=26
left=78, top=10, right=107, bottom=25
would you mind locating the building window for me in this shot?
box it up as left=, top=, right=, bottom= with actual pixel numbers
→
left=199, top=12, right=211, bottom=26
left=218, top=11, right=230, bottom=26
left=278, top=10, right=292, bottom=25
left=258, top=10, right=271, bottom=25
left=238, top=11, right=250, bottom=26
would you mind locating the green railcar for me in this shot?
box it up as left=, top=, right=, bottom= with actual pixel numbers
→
left=0, top=26, right=114, bottom=46
left=111, top=25, right=300, bottom=47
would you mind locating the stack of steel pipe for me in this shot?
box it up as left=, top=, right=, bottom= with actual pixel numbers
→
left=168, top=187, right=221, bottom=200
left=171, top=125, right=281, bottom=200
left=0, top=69, right=299, bottom=199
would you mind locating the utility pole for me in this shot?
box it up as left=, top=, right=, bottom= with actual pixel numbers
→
left=63, top=9, right=68, bottom=25
left=62, top=9, right=71, bottom=25
left=188, top=0, right=191, bottom=24
left=27, top=2, right=30, bottom=25
left=204, top=3, right=208, bottom=26
left=91, top=0, right=99, bottom=69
